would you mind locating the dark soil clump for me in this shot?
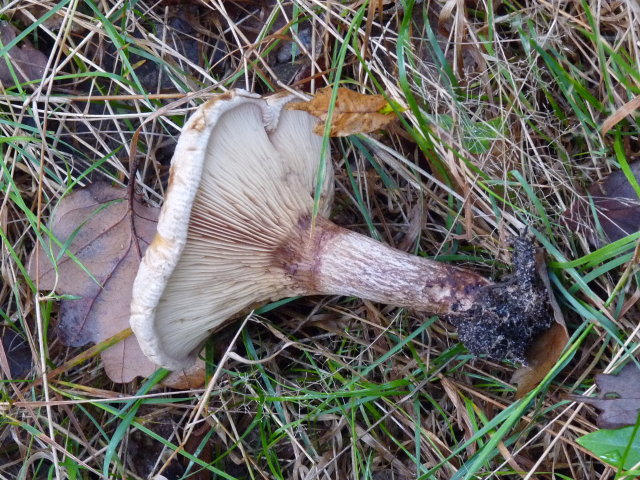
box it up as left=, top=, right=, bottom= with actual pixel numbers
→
left=445, top=236, right=553, bottom=364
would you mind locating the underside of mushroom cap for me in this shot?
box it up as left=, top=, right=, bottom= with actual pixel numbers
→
left=131, top=90, right=334, bottom=370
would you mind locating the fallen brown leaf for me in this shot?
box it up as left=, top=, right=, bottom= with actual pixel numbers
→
left=512, top=249, right=568, bottom=397
left=127, top=414, right=186, bottom=479
left=29, top=182, right=205, bottom=386
left=287, top=86, right=397, bottom=136
left=0, top=21, right=48, bottom=86
left=0, top=328, right=32, bottom=379
left=562, top=162, right=640, bottom=247
left=570, top=363, right=640, bottom=429
left=12, top=6, right=87, bottom=34
left=183, top=423, right=214, bottom=480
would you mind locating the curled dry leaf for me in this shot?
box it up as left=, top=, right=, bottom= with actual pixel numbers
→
left=511, top=249, right=568, bottom=397
left=0, top=21, right=48, bottom=86
left=570, top=363, right=640, bottom=429
left=287, top=86, right=397, bottom=136
left=562, top=162, right=640, bottom=247
left=29, top=182, right=204, bottom=386
left=601, top=94, right=640, bottom=135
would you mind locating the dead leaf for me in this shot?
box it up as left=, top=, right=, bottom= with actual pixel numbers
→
left=562, top=162, right=640, bottom=247
left=127, top=414, right=186, bottom=479
left=287, top=87, right=397, bottom=136
left=164, top=361, right=207, bottom=389
left=570, top=363, right=640, bottom=428
left=0, top=21, right=48, bottom=86
left=512, top=249, right=569, bottom=397
left=183, top=424, right=214, bottom=480
left=601, top=94, right=640, bottom=135
left=29, top=182, right=205, bottom=386
left=0, top=328, right=32, bottom=379
left=29, top=183, right=157, bottom=382
left=11, top=6, right=87, bottom=34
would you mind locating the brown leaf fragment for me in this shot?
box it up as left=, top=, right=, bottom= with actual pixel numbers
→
left=29, top=182, right=159, bottom=383
left=0, top=21, right=48, bottom=86
left=163, top=361, right=207, bottom=389
left=287, top=86, right=397, bottom=136
left=601, top=94, right=640, bottom=135
left=0, top=328, right=32, bottom=379
left=570, top=363, right=640, bottom=428
left=183, top=424, right=214, bottom=480
left=513, top=322, right=568, bottom=397
left=11, top=6, right=87, bottom=34
left=562, top=162, right=640, bottom=247
left=512, top=249, right=568, bottom=397
left=127, top=414, right=186, bottom=478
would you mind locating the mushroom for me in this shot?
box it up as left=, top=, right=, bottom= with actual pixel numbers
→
left=130, top=89, right=551, bottom=371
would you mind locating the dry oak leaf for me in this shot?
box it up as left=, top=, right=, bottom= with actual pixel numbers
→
left=287, top=87, right=397, bottom=137
left=570, top=363, right=640, bottom=429
left=0, top=21, right=48, bottom=86
left=562, top=161, right=640, bottom=247
left=28, top=182, right=204, bottom=386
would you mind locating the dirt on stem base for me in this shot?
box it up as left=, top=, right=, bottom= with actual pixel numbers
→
left=445, top=236, right=554, bottom=364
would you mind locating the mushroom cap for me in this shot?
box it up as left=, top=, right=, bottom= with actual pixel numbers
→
left=130, top=90, right=333, bottom=370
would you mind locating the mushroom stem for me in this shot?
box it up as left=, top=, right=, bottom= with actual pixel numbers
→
left=284, top=216, right=492, bottom=314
